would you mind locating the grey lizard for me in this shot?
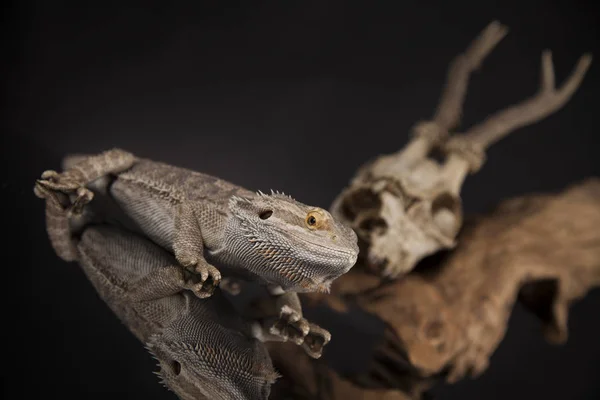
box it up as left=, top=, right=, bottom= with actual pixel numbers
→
left=34, top=148, right=359, bottom=357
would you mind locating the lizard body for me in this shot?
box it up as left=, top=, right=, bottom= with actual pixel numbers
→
left=112, top=159, right=359, bottom=294
left=36, top=149, right=359, bottom=293
left=77, top=223, right=278, bottom=400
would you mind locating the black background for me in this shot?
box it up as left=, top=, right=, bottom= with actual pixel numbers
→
left=2, top=1, right=599, bottom=399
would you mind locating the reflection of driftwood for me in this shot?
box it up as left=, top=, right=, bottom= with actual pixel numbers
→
left=330, top=20, right=592, bottom=278
left=270, top=179, right=600, bottom=399
left=267, top=341, right=412, bottom=400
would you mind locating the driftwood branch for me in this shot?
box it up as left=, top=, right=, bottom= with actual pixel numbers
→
left=271, top=178, right=600, bottom=399
left=354, top=178, right=600, bottom=383
left=267, top=340, right=414, bottom=400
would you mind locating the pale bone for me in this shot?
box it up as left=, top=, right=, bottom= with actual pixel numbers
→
left=330, top=20, right=592, bottom=278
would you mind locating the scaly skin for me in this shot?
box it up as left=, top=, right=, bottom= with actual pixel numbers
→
left=77, top=224, right=279, bottom=400
left=34, top=148, right=359, bottom=358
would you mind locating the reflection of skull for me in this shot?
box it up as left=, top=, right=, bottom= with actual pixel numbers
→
left=331, top=179, right=462, bottom=277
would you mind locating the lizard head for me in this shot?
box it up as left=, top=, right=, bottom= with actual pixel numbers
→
left=226, top=190, right=359, bottom=292
left=146, top=318, right=278, bottom=400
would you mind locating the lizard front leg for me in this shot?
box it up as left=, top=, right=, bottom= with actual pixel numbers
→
left=34, top=148, right=137, bottom=215
left=255, top=290, right=331, bottom=359
left=173, top=202, right=221, bottom=298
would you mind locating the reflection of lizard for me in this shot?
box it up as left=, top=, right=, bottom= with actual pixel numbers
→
left=77, top=223, right=279, bottom=399
left=34, top=148, right=359, bottom=357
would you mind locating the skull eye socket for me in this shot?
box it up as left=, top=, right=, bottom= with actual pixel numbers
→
left=305, top=211, right=322, bottom=229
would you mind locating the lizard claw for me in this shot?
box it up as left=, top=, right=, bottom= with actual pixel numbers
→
left=267, top=307, right=331, bottom=357
left=184, top=264, right=221, bottom=299
left=35, top=170, right=94, bottom=215
left=41, top=170, right=62, bottom=180
left=301, top=323, right=331, bottom=359
left=269, top=305, right=310, bottom=346
left=69, top=187, right=95, bottom=215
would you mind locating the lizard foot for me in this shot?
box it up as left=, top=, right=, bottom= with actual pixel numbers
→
left=183, top=264, right=221, bottom=299
left=269, top=305, right=310, bottom=346
left=301, top=323, right=331, bottom=359
left=35, top=170, right=94, bottom=214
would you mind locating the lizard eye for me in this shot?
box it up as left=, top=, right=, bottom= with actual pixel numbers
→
left=259, top=210, right=273, bottom=220
left=305, top=211, right=323, bottom=229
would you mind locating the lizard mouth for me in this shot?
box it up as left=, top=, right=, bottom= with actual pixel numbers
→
left=286, top=231, right=358, bottom=261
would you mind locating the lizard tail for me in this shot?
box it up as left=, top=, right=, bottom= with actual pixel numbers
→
left=35, top=181, right=80, bottom=262
left=44, top=197, right=79, bottom=262
left=61, top=153, right=91, bottom=170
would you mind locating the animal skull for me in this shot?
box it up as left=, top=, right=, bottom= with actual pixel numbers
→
left=330, top=21, right=591, bottom=278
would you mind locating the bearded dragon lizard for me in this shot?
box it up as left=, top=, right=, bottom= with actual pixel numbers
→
left=34, top=148, right=359, bottom=357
